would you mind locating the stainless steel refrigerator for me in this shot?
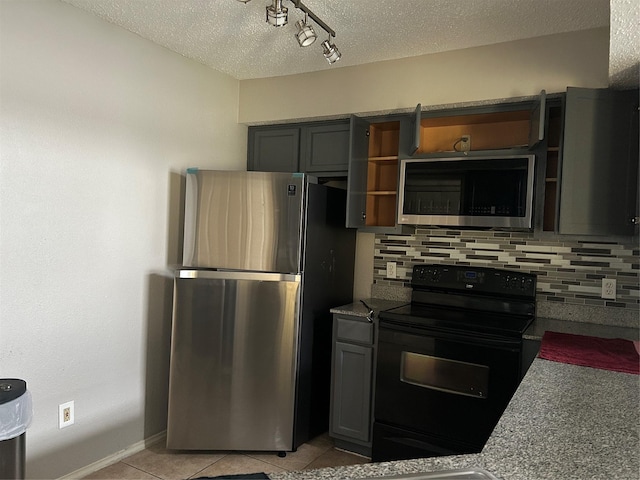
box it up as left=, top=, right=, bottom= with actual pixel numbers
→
left=166, top=170, right=355, bottom=452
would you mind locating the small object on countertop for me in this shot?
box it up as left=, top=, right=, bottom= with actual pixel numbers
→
left=360, top=299, right=374, bottom=323
left=538, top=331, right=640, bottom=375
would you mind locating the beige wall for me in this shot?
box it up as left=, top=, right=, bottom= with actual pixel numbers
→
left=239, top=28, right=609, bottom=124
left=239, top=27, right=610, bottom=299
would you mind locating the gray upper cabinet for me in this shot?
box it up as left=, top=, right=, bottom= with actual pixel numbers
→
left=346, top=115, right=408, bottom=232
left=300, top=122, right=350, bottom=174
left=248, top=120, right=350, bottom=175
left=558, top=87, right=639, bottom=236
left=248, top=127, right=299, bottom=172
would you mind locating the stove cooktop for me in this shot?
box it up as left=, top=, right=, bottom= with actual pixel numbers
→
left=380, top=302, right=534, bottom=338
left=380, top=264, right=537, bottom=338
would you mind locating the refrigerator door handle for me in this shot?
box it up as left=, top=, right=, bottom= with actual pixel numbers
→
left=177, top=269, right=301, bottom=283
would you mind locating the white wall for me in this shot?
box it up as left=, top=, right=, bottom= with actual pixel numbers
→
left=0, top=1, right=246, bottom=477
left=239, top=28, right=610, bottom=124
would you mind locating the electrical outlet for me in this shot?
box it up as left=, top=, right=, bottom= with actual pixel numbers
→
left=459, top=135, right=471, bottom=152
left=601, top=278, right=616, bottom=300
left=59, top=401, right=74, bottom=429
left=386, top=261, right=397, bottom=279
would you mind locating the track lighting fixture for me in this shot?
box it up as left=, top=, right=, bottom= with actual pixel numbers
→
left=237, top=0, right=341, bottom=64
left=321, top=38, right=341, bottom=64
left=295, top=15, right=317, bottom=47
left=266, top=0, right=288, bottom=27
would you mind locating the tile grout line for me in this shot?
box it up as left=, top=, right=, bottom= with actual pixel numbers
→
left=120, top=461, right=164, bottom=480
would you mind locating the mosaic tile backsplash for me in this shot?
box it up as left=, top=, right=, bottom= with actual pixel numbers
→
left=374, top=228, right=639, bottom=311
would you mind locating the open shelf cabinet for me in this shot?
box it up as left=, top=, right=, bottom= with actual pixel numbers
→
left=365, top=122, right=400, bottom=227
left=542, top=106, right=563, bottom=231
left=416, top=110, right=533, bottom=154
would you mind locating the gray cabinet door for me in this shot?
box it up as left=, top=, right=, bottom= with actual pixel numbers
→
left=528, top=90, right=546, bottom=149
left=410, top=103, right=421, bottom=155
left=559, top=87, right=638, bottom=235
left=346, top=115, right=370, bottom=228
left=331, top=341, right=373, bottom=442
left=300, top=122, right=350, bottom=174
left=248, top=127, right=300, bottom=172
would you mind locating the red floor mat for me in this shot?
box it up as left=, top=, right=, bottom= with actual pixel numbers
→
left=538, top=331, right=640, bottom=375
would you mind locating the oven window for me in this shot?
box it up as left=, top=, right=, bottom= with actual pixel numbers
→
left=400, top=351, right=489, bottom=399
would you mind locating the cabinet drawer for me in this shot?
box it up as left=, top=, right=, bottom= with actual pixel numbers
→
left=335, top=316, right=374, bottom=344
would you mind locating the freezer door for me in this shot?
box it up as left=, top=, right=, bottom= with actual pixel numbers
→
left=167, top=270, right=302, bottom=450
left=183, top=170, right=305, bottom=272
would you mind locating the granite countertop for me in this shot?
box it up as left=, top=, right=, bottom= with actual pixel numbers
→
left=271, top=358, right=639, bottom=480
left=331, top=300, right=639, bottom=343
left=329, top=298, right=407, bottom=318
left=269, top=301, right=639, bottom=480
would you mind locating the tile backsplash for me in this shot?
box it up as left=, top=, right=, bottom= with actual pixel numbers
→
left=374, top=228, right=639, bottom=311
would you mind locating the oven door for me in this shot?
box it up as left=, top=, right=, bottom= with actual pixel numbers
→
left=373, top=319, right=522, bottom=461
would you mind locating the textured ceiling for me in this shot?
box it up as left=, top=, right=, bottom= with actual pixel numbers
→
left=62, top=0, right=638, bottom=87
left=609, top=0, right=640, bottom=87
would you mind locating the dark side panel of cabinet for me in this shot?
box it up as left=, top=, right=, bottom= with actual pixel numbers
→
left=248, top=127, right=300, bottom=172
left=559, top=87, right=639, bottom=236
left=301, top=122, right=350, bottom=174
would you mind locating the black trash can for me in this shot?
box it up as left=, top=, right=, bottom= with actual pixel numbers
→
left=0, top=379, right=32, bottom=480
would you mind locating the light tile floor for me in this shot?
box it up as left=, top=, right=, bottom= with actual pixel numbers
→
left=83, top=433, right=369, bottom=479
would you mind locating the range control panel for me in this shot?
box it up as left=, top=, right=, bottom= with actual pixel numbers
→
left=412, top=264, right=536, bottom=298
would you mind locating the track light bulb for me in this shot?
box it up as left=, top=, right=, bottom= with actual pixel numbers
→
left=295, top=19, right=317, bottom=47
left=266, top=0, right=288, bottom=27
left=321, top=40, right=341, bottom=64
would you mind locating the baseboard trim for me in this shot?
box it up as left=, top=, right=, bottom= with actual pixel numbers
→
left=58, top=431, right=166, bottom=479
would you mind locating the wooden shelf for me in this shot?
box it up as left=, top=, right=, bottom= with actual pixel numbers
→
left=367, top=191, right=396, bottom=195
left=365, top=194, right=397, bottom=227
left=543, top=105, right=563, bottom=232
left=417, top=109, right=533, bottom=154
left=368, top=156, right=398, bottom=163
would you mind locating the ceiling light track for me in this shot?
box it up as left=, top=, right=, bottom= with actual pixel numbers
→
left=290, top=0, right=335, bottom=38
left=237, top=0, right=341, bottom=64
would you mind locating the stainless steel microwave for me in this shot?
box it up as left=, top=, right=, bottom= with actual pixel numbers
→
left=397, top=154, right=536, bottom=229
